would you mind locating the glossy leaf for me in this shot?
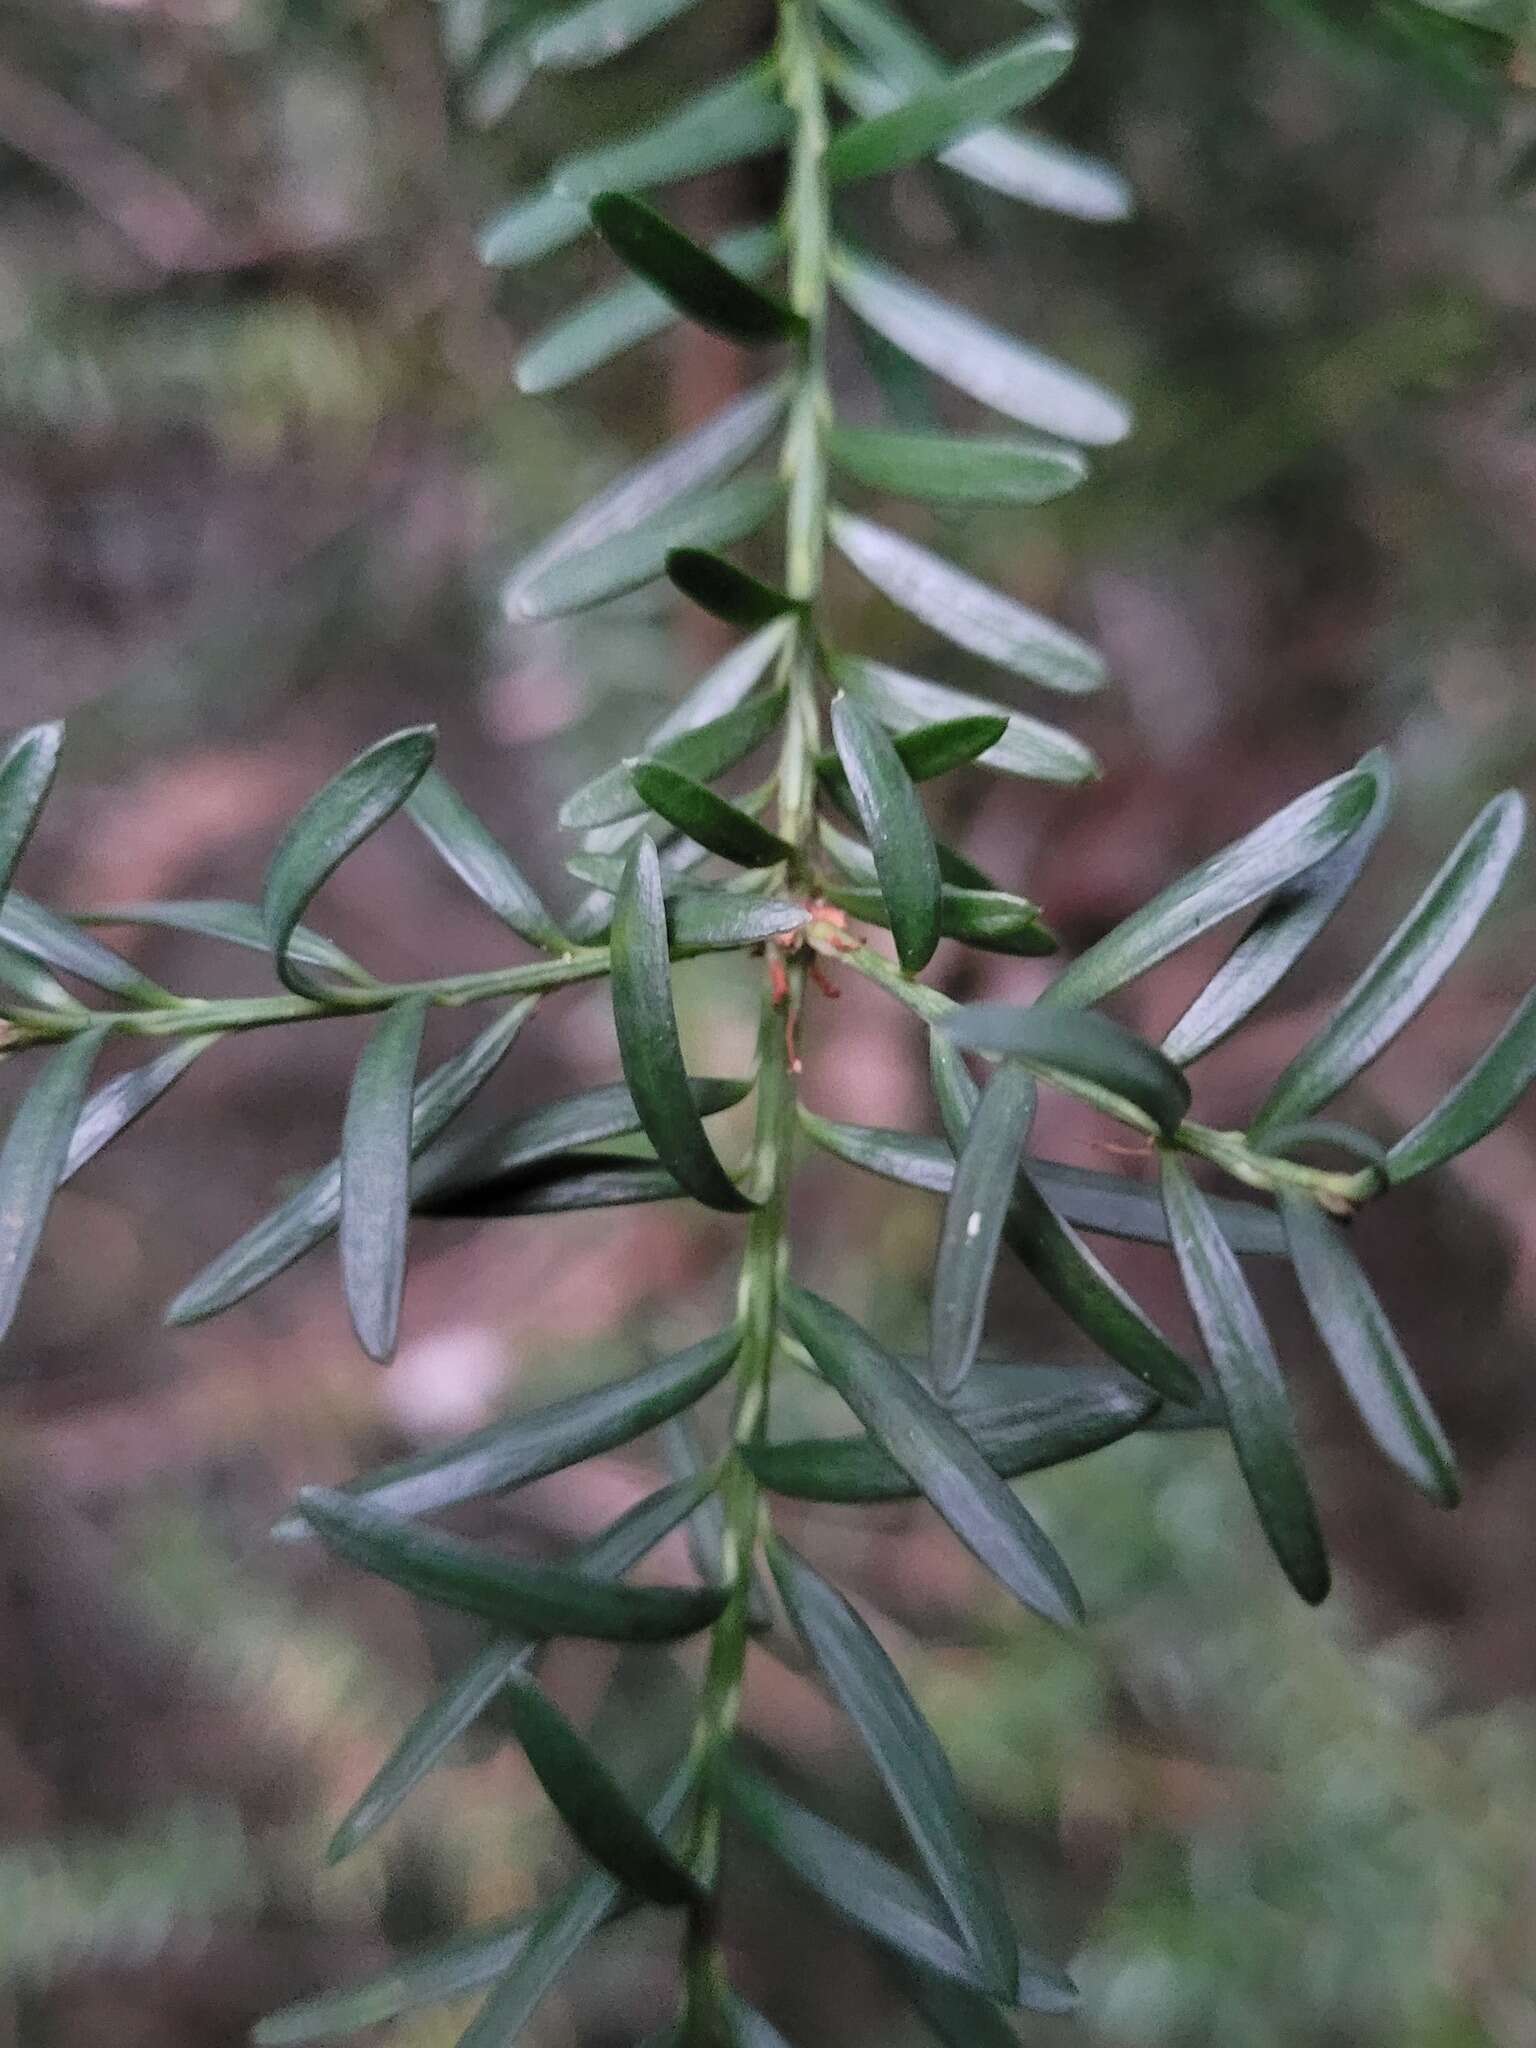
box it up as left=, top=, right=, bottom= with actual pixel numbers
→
left=406, top=772, right=565, bottom=948
left=829, top=425, right=1086, bottom=507
left=834, top=653, right=1098, bottom=785
left=666, top=548, right=802, bottom=628
left=62, top=1035, right=216, bottom=1184
left=1160, top=1154, right=1330, bottom=1604
left=830, top=693, right=942, bottom=972
left=462, top=1153, right=685, bottom=1213
left=0, top=1026, right=107, bottom=1344
left=1388, top=985, right=1536, bottom=1182
left=799, top=1108, right=1288, bottom=1257
left=1, top=892, right=172, bottom=1006
left=769, top=1539, right=1018, bottom=1997
left=820, top=882, right=1056, bottom=958
left=749, top=1360, right=1157, bottom=1502
left=78, top=898, right=371, bottom=985
left=0, top=722, right=61, bottom=905
left=729, top=1767, right=1076, bottom=2011
left=1279, top=1192, right=1458, bottom=1506
left=506, top=382, right=787, bottom=612
left=1164, top=751, right=1395, bottom=1066
left=945, top=1002, right=1191, bottom=1137
left=930, top=1061, right=1035, bottom=1398
left=781, top=1282, right=1082, bottom=1625
left=283, top=1328, right=738, bottom=1534
left=262, top=727, right=436, bottom=1000
left=340, top=996, right=429, bottom=1363
left=166, top=1000, right=535, bottom=1325
left=1046, top=762, right=1383, bottom=1013
left=518, top=474, right=784, bottom=619
left=1252, top=792, right=1527, bottom=1136
left=627, top=762, right=792, bottom=869
left=564, top=690, right=787, bottom=832
left=518, top=226, right=779, bottom=393
left=832, top=246, right=1132, bottom=445
left=592, top=193, right=804, bottom=345
left=530, top=0, right=703, bottom=68
left=567, top=883, right=807, bottom=954
left=297, top=1485, right=729, bottom=1640
left=831, top=509, right=1104, bottom=695
left=552, top=66, right=793, bottom=199
left=818, top=716, right=1009, bottom=807
left=827, top=26, right=1074, bottom=184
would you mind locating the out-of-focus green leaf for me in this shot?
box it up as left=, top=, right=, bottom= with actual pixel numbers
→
left=0, top=1026, right=107, bottom=1343
left=518, top=227, right=780, bottom=393
left=406, top=773, right=565, bottom=948
left=666, top=549, right=802, bottom=629
left=480, top=185, right=588, bottom=266
left=729, top=1767, right=1077, bottom=2010
left=612, top=836, right=754, bottom=1210
left=253, top=1913, right=539, bottom=2043
left=0, top=723, right=61, bottom=905
left=834, top=653, right=1098, bottom=785
left=340, top=996, right=429, bottom=1364
left=1045, top=763, right=1383, bottom=1013
left=1252, top=793, right=1527, bottom=1135
left=1, top=893, right=173, bottom=1006
left=0, top=942, right=79, bottom=1013
left=563, top=689, right=786, bottom=831
left=1163, top=752, right=1394, bottom=1066
left=930, top=1061, right=1035, bottom=1399
left=262, top=728, right=436, bottom=1000
left=831, top=246, right=1132, bottom=445
left=78, top=899, right=371, bottom=985
left=945, top=1002, right=1191, bottom=1136
left=591, top=193, right=805, bottom=344
left=831, top=510, right=1104, bottom=695
left=1160, top=1154, right=1330, bottom=1604
left=827, top=25, right=1074, bottom=183
left=828, top=425, right=1086, bottom=506
left=298, top=1486, right=729, bottom=1639
left=530, top=0, right=704, bottom=68
left=166, top=1001, right=535, bottom=1325
left=62, top=1035, right=216, bottom=1184
left=553, top=65, right=793, bottom=199
left=1279, top=1192, right=1458, bottom=1505
left=749, top=1360, right=1157, bottom=1501
left=518, top=475, right=784, bottom=619
left=830, top=694, right=941, bottom=972
left=768, top=1538, right=1018, bottom=1997
left=627, top=763, right=791, bottom=869
left=1388, top=985, right=1536, bottom=1181
left=781, top=1283, right=1081, bottom=1624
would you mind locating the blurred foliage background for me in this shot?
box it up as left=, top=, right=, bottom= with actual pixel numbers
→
left=1, top=0, right=1535, bottom=2042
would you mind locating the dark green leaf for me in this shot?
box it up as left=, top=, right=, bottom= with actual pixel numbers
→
left=1, top=892, right=173, bottom=1006
left=831, top=246, right=1131, bottom=445
left=518, top=226, right=780, bottom=393
left=1163, top=752, right=1394, bottom=1065
left=666, top=548, right=802, bottom=628
left=826, top=26, right=1074, bottom=184
left=945, top=1002, right=1191, bottom=1137
left=768, top=1539, right=1018, bottom=1996
left=729, top=1767, right=1076, bottom=2011
left=434, top=1153, right=684, bottom=1215
left=0, top=722, right=61, bottom=905
left=262, top=728, right=436, bottom=1000
left=821, top=883, right=1056, bottom=958
left=930, top=1062, right=1035, bottom=1399
left=62, top=1035, right=216, bottom=1184
left=1279, top=1192, right=1457, bottom=1505
left=1160, top=1154, right=1330, bottom=1603
left=406, top=773, right=565, bottom=948
left=781, top=1283, right=1081, bottom=1624
left=1251, top=792, right=1527, bottom=1136
left=748, top=1361, right=1157, bottom=1502
left=829, top=425, right=1086, bottom=506
left=282, top=1328, right=739, bottom=1536
left=530, top=0, right=703, bottom=68
left=834, top=653, right=1097, bottom=785
left=901, top=1964, right=1028, bottom=2048
left=563, top=687, right=786, bottom=830
left=830, top=694, right=941, bottom=972
left=831, top=510, right=1104, bottom=695
left=340, top=996, right=429, bottom=1363
left=167, top=1001, right=536, bottom=1325
left=627, top=763, right=792, bottom=870
left=552, top=65, right=793, bottom=199
left=1046, top=762, right=1383, bottom=1013
left=818, top=715, right=1010, bottom=802
left=507, top=384, right=788, bottom=613
left=591, top=193, right=805, bottom=344
left=0, top=1026, right=107, bottom=1343
left=1388, top=985, right=1536, bottom=1182
left=520, top=474, right=784, bottom=620
left=77, top=899, right=371, bottom=986
left=327, top=1475, right=712, bottom=1861
left=298, top=1485, right=729, bottom=1640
